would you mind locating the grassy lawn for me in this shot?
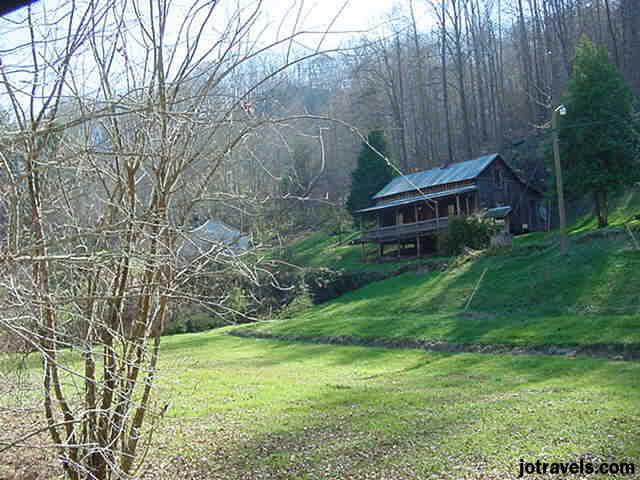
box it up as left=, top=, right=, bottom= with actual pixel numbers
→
left=61, top=332, right=640, bottom=477
left=289, top=190, right=640, bottom=273
left=243, top=235, right=640, bottom=348
left=514, top=189, right=640, bottom=244
left=286, top=230, right=446, bottom=275
left=2, top=324, right=639, bottom=479
left=2, top=193, right=639, bottom=479
left=273, top=191, right=640, bottom=350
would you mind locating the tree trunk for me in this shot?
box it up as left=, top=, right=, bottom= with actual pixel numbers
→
left=451, top=0, right=473, bottom=159
left=603, top=0, right=620, bottom=68
left=440, top=0, right=454, bottom=165
left=517, top=0, right=535, bottom=125
left=594, top=190, right=609, bottom=228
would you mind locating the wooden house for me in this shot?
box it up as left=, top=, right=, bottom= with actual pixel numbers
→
left=355, top=153, right=545, bottom=255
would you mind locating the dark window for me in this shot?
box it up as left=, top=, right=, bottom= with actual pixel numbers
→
left=494, top=168, right=503, bottom=188
left=530, top=199, right=537, bottom=226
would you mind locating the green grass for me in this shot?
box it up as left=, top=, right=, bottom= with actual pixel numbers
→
left=137, top=332, right=640, bottom=477
left=287, top=190, right=640, bottom=280
left=569, top=189, right=640, bottom=234
left=287, top=230, right=444, bottom=274
left=5, top=330, right=638, bottom=478
left=245, top=234, right=640, bottom=347
left=3, top=193, right=639, bottom=478
left=268, top=193, right=640, bottom=348
left=514, top=189, right=640, bottom=245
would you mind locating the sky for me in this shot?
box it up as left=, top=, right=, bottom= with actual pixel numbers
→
left=0, top=0, right=424, bottom=59
left=292, top=0, right=398, bottom=34
left=0, top=0, right=407, bottom=61
left=264, top=0, right=430, bottom=48
left=0, top=0, right=431, bottom=114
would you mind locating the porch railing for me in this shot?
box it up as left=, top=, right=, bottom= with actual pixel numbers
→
left=361, top=217, right=450, bottom=242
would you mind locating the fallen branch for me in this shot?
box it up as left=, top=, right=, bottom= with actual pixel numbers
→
left=464, top=267, right=488, bottom=312
left=626, top=224, right=640, bottom=250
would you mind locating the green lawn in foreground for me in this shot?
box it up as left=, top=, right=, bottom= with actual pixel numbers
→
left=245, top=235, right=640, bottom=347
left=154, top=332, right=640, bottom=478
left=3, top=327, right=639, bottom=478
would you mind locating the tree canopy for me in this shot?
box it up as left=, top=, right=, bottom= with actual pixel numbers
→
left=559, top=36, right=639, bottom=227
left=346, top=130, right=394, bottom=219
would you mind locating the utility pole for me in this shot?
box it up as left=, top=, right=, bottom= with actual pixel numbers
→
left=552, top=104, right=568, bottom=254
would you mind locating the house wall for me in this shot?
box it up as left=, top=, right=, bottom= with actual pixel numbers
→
left=371, top=156, right=546, bottom=234
left=376, top=180, right=477, bottom=226
left=375, top=179, right=475, bottom=206
left=476, top=157, right=545, bottom=233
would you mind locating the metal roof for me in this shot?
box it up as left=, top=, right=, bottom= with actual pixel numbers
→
left=180, top=220, right=249, bottom=256
left=372, top=153, right=498, bottom=200
left=486, top=206, right=512, bottom=218
left=356, top=185, right=478, bottom=214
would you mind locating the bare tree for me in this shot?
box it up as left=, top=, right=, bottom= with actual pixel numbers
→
left=0, top=0, right=349, bottom=478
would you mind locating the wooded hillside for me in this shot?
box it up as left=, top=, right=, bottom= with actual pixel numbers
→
left=164, top=0, right=639, bottom=231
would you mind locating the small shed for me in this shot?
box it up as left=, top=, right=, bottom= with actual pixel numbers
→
left=486, top=206, right=514, bottom=247
left=485, top=205, right=513, bottom=232
left=179, top=220, right=250, bottom=257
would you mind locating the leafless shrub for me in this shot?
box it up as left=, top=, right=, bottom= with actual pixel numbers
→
left=0, top=1, right=351, bottom=477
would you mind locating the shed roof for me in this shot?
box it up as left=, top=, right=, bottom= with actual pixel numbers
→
left=356, top=185, right=478, bottom=213
left=180, top=219, right=249, bottom=257
left=486, top=206, right=512, bottom=219
left=372, top=153, right=499, bottom=199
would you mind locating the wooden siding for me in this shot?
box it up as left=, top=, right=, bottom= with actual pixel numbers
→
left=475, top=156, right=544, bottom=233
left=361, top=155, right=545, bottom=246
left=376, top=179, right=475, bottom=205
left=362, top=217, right=450, bottom=243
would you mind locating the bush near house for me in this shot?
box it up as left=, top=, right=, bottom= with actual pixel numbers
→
left=439, top=215, right=491, bottom=255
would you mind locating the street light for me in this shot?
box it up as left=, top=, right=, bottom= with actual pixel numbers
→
left=552, top=104, right=568, bottom=254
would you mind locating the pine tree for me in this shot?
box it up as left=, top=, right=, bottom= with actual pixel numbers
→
left=346, top=130, right=394, bottom=219
left=559, top=36, right=639, bottom=228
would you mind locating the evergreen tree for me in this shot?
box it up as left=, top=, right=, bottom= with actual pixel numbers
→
left=346, top=130, right=394, bottom=219
left=559, top=36, right=639, bottom=228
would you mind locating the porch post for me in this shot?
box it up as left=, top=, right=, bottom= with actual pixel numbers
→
left=417, top=236, right=421, bottom=257
left=547, top=199, right=551, bottom=231
left=466, top=195, right=470, bottom=215
left=456, top=195, right=461, bottom=216
left=359, top=214, right=365, bottom=262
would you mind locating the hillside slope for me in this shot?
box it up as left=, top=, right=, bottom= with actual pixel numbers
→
left=244, top=192, right=640, bottom=349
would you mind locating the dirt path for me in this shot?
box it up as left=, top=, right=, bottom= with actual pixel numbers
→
left=229, top=329, right=640, bottom=361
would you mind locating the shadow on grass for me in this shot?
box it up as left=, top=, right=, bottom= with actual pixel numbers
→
left=156, top=336, right=640, bottom=479
left=161, top=331, right=640, bottom=390
left=269, top=235, right=640, bottom=346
